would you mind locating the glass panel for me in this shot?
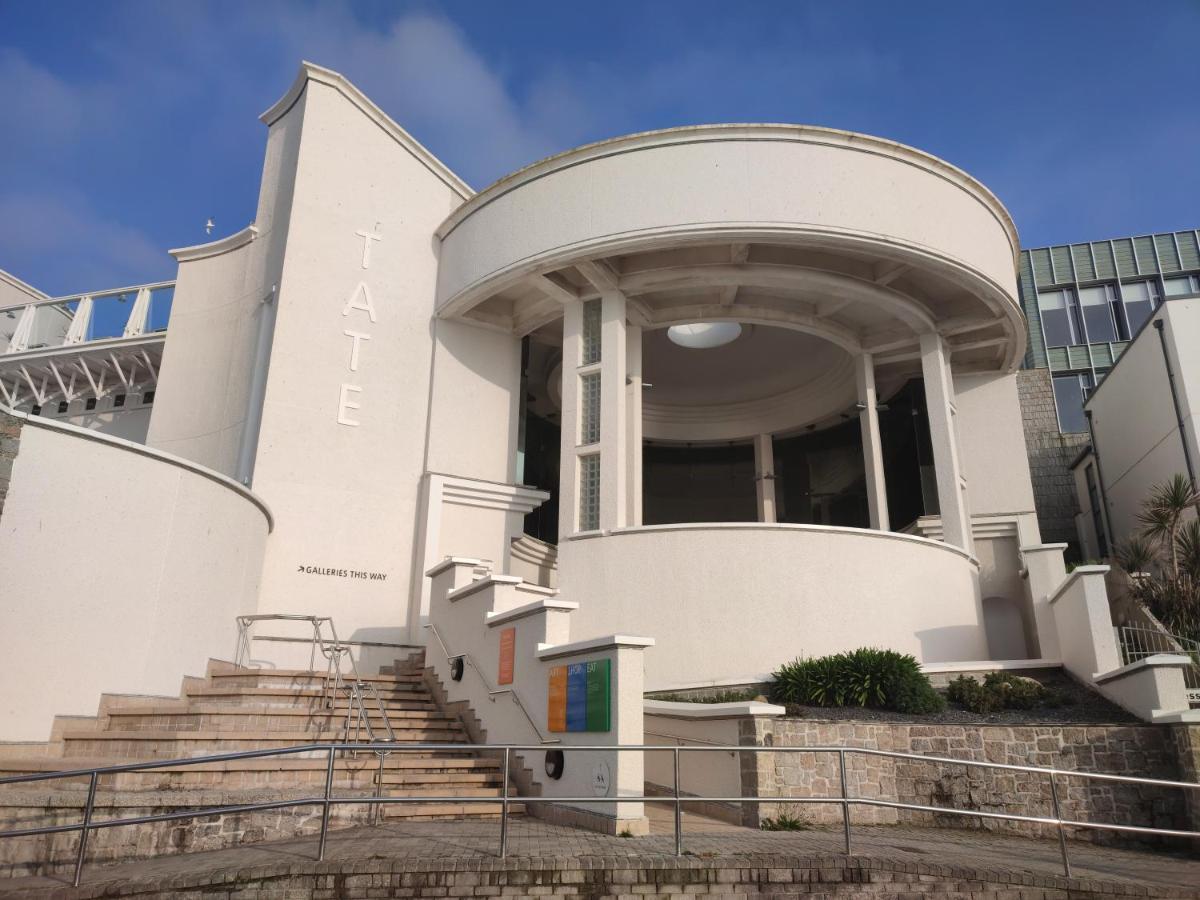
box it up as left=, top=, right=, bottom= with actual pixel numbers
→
left=1120, top=280, right=1155, bottom=334
left=580, top=372, right=601, bottom=445
left=642, top=443, right=756, bottom=525
left=581, top=299, right=601, bottom=365
left=1052, top=374, right=1090, bottom=433
left=1037, top=290, right=1077, bottom=346
left=146, top=286, right=174, bottom=332
left=1078, top=286, right=1117, bottom=342
left=1164, top=275, right=1199, bottom=297
left=578, top=454, right=600, bottom=531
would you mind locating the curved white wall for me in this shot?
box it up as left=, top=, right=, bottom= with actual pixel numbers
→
left=558, top=524, right=985, bottom=690
left=436, top=126, right=1020, bottom=315
left=0, top=411, right=270, bottom=740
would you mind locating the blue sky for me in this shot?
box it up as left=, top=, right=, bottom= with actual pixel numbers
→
left=2, top=0, right=1198, bottom=296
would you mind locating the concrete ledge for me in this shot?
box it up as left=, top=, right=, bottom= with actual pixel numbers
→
left=643, top=699, right=784, bottom=719
left=1094, top=654, right=1193, bottom=685
left=424, top=557, right=489, bottom=578
left=536, top=634, right=655, bottom=661
left=485, top=598, right=579, bottom=628
left=1048, top=564, right=1111, bottom=605
left=446, top=575, right=522, bottom=603
left=921, top=658, right=1063, bottom=674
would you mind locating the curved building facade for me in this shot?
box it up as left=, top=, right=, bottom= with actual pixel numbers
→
left=2, top=62, right=1115, bottom=742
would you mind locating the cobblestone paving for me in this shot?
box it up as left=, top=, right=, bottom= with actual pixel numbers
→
left=1, top=808, right=1197, bottom=897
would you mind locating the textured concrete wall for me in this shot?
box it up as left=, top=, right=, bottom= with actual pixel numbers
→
left=0, top=408, right=19, bottom=520
left=1017, top=369, right=1089, bottom=554
left=741, top=718, right=1187, bottom=844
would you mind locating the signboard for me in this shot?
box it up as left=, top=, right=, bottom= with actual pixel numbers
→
left=547, top=666, right=567, bottom=732
left=548, top=657, right=611, bottom=733
left=498, top=628, right=515, bottom=686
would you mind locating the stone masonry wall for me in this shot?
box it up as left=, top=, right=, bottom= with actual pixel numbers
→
left=0, top=407, right=21, bottom=522
left=1017, top=369, right=1089, bottom=555
left=740, top=718, right=1187, bottom=845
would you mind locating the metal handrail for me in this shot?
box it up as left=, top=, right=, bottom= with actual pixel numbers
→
left=234, top=615, right=396, bottom=743
left=423, top=622, right=559, bottom=745
left=3, top=742, right=1199, bottom=886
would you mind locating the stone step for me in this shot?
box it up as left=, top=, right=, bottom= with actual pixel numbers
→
left=59, top=730, right=472, bottom=758
left=103, top=706, right=460, bottom=732
left=209, top=670, right=424, bottom=689
left=182, top=687, right=437, bottom=709
left=0, top=754, right=504, bottom=782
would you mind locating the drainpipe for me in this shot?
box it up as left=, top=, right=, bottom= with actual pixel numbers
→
left=1152, top=319, right=1198, bottom=496
left=1083, top=409, right=1114, bottom=554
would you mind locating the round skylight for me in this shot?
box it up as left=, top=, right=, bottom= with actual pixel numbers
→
left=666, top=322, right=743, bottom=349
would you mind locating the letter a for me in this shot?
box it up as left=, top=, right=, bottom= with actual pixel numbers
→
left=342, top=282, right=378, bottom=323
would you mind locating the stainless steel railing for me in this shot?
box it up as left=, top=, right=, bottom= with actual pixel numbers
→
left=3, top=741, right=1199, bottom=886
left=423, top=622, right=559, bottom=745
left=233, top=614, right=397, bottom=743
left=1117, top=623, right=1200, bottom=706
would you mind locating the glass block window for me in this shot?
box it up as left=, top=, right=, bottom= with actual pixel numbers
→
left=582, top=299, right=602, bottom=365
left=578, top=454, right=600, bottom=531
left=580, top=372, right=601, bottom=445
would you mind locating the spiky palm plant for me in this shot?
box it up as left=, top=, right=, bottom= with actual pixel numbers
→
left=1122, top=474, right=1200, bottom=642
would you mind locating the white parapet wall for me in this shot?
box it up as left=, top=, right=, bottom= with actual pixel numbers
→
left=425, top=558, right=652, bottom=833
left=0, top=406, right=270, bottom=741
left=559, top=523, right=986, bottom=690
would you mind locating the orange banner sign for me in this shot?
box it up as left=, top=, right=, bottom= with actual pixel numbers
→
left=498, top=627, right=516, bottom=685
left=547, top=665, right=567, bottom=732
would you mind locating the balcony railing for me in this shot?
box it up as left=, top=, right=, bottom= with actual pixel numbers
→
left=0, top=280, right=174, bottom=411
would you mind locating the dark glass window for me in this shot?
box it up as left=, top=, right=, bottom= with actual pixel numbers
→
left=1077, top=286, right=1117, bottom=342
left=1120, top=280, right=1157, bottom=335
left=773, top=420, right=868, bottom=529
left=57, top=400, right=68, bottom=414
left=113, top=393, right=126, bottom=408
left=1052, top=373, right=1093, bottom=433
left=142, top=390, right=155, bottom=404
left=642, top=442, right=756, bottom=525
left=85, top=397, right=97, bottom=411
left=1037, top=290, right=1080, bottom=346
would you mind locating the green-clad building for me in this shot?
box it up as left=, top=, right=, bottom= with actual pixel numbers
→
left=1016, top=229, right=1200, bottom=552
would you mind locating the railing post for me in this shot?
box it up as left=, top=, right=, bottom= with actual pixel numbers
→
left=318, top=746, right=336, bottom=861
left=673, top=746, right=683, bottom=856
left=838, top=749, right=851, bottom=856
left=72, top=771, right=99, bottom=887
left=1049, top=771, right=1071, bottom=878
left=500, top=748, right=510, bottom=858
left=373, top=752, right=385, bottom=827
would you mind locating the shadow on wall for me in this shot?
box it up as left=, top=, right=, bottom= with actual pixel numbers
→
left=915, top=625, right=990, bottom=662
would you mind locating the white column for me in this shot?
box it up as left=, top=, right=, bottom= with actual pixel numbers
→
left=754, top=433, right=777, bottom=523
left=626, top=324, right=643, bottom=527
left=919, top=333, right=971, bottom=551
left=855, top=353, right=889, bottom=531
left=557, top=300, right=584, bottom=541
left=598, top=291, right=628, bottom=531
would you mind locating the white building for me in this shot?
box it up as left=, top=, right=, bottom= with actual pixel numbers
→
left=2, top=63, right=1190, bottom=750
left=1073, top=295, right=1200, bottom=559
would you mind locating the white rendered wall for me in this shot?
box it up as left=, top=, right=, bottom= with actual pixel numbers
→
left=559, top=524, right=986, bottom=690
left=248, top=75, right=469, bottom=647
left=147, top=95, right=306, bottom=480
left=0, top=415, right=269, bottom=741
left=436, top=127, right=1019, bottom=322
left=953, top=372, right=1038, bottom=519
left=1085, top=299, right=1200, bottom=546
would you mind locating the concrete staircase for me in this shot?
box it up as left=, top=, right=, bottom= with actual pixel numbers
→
left=0, top=652, right=522, bottom=877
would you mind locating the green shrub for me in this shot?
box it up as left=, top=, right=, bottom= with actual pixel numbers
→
left=770, top=648, right=944, bottom=714
left=650, top=690, right=759, bottom=704
left=947, top=672, right=1051, bottom=713
left=760, top=810, right=810, bottom=831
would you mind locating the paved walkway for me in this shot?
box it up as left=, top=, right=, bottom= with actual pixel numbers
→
left=1, top=810, right=1198, bottom=897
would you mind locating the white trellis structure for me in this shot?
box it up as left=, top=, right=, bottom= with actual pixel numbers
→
left=0, top=280, right=174, bottom=410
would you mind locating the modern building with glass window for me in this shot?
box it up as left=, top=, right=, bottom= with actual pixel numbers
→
left=2, top=64, right=1192, bottom=767
left=1015, top=231, right=1200, bottom=551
